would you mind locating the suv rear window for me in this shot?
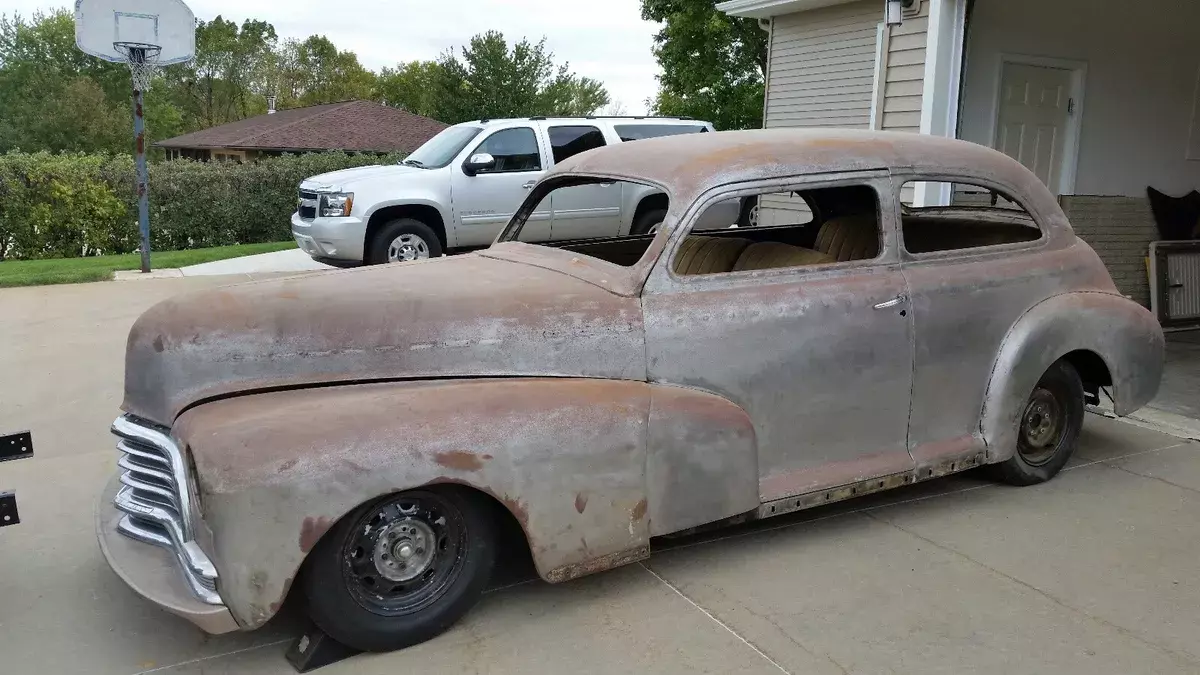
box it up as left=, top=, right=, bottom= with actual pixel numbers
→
left=614, top=124, right=708, bottom=142
left=548, top=125, right=607, bottom=164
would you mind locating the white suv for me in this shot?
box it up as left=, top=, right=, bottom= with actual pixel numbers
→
left=291, top=117, right=750, bottom=265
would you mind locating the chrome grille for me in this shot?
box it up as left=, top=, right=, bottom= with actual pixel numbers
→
left=298, top=190, right=319, bottom=220
left=111, top=415, right=221, bottom=605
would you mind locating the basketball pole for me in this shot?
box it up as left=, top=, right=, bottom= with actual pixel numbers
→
left=132, top=84, right=151, bottom=273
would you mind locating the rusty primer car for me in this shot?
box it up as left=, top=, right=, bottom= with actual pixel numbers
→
left=98, top=129, right=1164, bottom=652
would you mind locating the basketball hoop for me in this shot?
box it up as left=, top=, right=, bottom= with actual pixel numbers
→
left=113, top=41, right=162, bottom=92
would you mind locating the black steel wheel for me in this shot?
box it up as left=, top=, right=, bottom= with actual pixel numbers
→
left=304, top=487, right=496, bottom=652
left=989, top=359, right=1084, bottom=486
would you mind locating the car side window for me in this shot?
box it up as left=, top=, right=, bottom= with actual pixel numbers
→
left=673, top=183, right=882, bottom=276
left=899, top=180, right=1042, bottom=254
left=614, top=124, right=708, bottom=141
left=548, top=125, right=607, bottom=164
left=471, top=127, right=542, bottom=173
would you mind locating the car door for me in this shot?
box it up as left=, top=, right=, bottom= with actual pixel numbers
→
left=641, top=173, right=916, bottom=503
left=539, top=123, right=623, bottom=241
left=450, top=126, right=550, bottom=247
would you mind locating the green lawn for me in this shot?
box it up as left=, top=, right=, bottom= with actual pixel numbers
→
left=0, top=241, right=296, bottom=288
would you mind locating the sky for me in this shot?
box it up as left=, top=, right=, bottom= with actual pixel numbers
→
left=11, top=0, right=665, bottom=114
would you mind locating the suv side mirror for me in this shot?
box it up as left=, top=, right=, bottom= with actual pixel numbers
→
left=463, top=153, right=496, bottom=176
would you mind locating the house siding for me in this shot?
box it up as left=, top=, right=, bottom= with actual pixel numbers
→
left=764, top=0, right=880, bottom=131
left=879, top=2, right=929, bottom=133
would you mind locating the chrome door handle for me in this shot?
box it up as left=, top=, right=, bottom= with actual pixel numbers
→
left=873, top=295, right=906, bottom=310
left=521, top=181, right=536, bottom=190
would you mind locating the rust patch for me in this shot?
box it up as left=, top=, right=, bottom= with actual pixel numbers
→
left=544, top=545, right=649, bottom=583
left=501, top=495, right=530, bottom=529
left=299, top=516, right=334, bottom=553
left=152, top=335, right=164, bottom=353
left=574, top=492, right=588, bottom=514
left=631, top=498, right=648, bottom=521
left=278, top=458, right=298, bottom=472
left=434, top=450, right=487, bottom=472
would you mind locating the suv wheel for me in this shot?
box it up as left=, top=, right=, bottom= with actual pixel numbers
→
left=988, top=359, right=1084, bottom=486
left=369, top=219, right=443, bottom=264
left=632, top=208, right=667, bottom=235
left=303, top=487, right=496, bottom=652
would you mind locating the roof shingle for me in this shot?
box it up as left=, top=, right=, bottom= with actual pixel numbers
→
left=155, top=100, right=448, bottom=153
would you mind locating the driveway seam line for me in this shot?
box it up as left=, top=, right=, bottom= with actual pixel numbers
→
left=1069, top=441, right=1189, bottom=471
left=639, top=562, right=792, bottom=675
left=129, top=638, right=292, bottom=674
left=864, top=512, right=1200, bottom=667
left=1107, top=462, right=1200, bottom=495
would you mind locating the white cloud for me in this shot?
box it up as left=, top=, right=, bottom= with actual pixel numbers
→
left=10, top=0, right=665, bottom=114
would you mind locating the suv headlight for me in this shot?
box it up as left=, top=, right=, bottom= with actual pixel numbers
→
left=321, top=192, right=354, bottom=217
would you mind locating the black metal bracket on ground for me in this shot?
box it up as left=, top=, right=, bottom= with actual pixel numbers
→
left=1, top=430, right=33, bottom=528
left=285, top=622, right=362, bottom=672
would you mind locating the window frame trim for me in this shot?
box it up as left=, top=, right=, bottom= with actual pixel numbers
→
left=892, top=173, right=1050, bottom=263
left=465, top=126, right=544, bottom=175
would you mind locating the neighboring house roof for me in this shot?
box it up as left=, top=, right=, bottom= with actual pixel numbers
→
left=155, top=100, right=448, bottom=153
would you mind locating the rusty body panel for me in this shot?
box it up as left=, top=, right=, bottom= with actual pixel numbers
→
left=101, top=129, right=1165, bottom=638
left=122, top=253, right=644, bottom=425
left=173, top=378, right=653, bottom=628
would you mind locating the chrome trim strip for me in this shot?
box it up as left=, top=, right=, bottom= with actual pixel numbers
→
left=111, top=415, right=222, bottom=606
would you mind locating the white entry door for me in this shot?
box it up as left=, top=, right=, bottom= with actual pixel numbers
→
left=994, top=62, right=1075, bottom=194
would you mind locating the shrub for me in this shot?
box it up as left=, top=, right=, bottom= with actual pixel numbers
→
left=0, top=150, right=403, bottom=259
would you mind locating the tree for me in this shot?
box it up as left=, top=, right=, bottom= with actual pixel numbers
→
left=414, top=31, right=609, bottom=124
left=174, top=17, right=278, bottom=127
left=276, top=36, right=376, bottom=108
left=641, top=0, right=768, bottom=130
left=374, top=61, right=442, bottom=117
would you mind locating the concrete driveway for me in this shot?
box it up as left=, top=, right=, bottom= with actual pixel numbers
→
left=1, top=276, right=1198, bottom=674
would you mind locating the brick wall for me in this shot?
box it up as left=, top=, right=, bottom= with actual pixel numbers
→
left=1059, top=195, right=1159, bottom=307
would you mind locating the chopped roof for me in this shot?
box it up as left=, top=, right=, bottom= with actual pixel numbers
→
left=155, top=100, right=448, bottom=153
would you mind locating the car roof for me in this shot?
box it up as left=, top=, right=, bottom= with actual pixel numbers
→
left=466, top=117, right=707, bottom=128
left=547, top=128, right=1060, bottom=218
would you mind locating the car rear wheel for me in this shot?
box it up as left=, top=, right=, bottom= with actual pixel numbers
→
left=988, top=359, right=1084, bottom=486
left=632, top=208, right=667, bottom=235
left=368, top=218, right=443, bottom=265
left=303, top=487, right=496, bottom=652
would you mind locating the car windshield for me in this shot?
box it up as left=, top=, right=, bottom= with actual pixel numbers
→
left=402, top=126, right=483, bottom=169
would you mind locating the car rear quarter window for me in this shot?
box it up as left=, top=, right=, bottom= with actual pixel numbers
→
left=900, top=180, right=1043, bottom=254
left=614, top=124, right=709, bottom=142
left=548, top=125, right=607, bottom=164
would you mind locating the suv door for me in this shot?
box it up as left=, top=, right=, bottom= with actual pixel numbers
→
left=450, top=126, right=549, bottom=247
left=539, top=123, right=622, bottom=241
left=641, top=174, right=916, bottom=503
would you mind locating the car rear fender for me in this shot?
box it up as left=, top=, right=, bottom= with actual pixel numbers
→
left=980, top=291, right=1164, bottom=461
left=174, top=378, right=654, bottom=630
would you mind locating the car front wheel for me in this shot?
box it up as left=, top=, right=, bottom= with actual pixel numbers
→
left=989, top=359, right=1084, bottom=486
left=303, top=487, right=496, bottom=652
left=368, top=218, right=443, bottom=265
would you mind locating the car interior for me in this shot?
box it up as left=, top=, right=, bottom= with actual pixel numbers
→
left=526, top=181, right=1042, bottom=272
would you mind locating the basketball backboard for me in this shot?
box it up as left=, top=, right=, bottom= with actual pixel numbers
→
left=74, top=0, right=196, bottom=65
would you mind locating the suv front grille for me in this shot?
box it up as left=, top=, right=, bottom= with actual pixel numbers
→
left=298, top=190, right=319, bottom=220
left=111, top=415, right=221, bottom=605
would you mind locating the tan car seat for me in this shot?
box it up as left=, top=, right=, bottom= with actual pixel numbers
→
left=732, top=242, right=836, bottom=272
left=673, top=236, right=753, bottom=275
left=814, top=215, right=879, bottom=262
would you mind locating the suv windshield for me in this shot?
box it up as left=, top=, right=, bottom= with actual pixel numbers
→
left=402, top=126, right=483, bottom=169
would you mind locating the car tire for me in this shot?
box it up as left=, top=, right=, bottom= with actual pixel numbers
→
left=631, top=208, right=667, bottom=235
left=988, top=359, right=1084, bottom=486
left=367, top=218, right=443, bottom=265
left=303, top=486, right=497, bottom=652
left=737, top=196, right=759, bottom=228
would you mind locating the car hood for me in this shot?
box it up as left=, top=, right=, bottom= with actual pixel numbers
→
left=300, top=163, right=431, bottom=191
left=122, top=254, right=646, bottom=425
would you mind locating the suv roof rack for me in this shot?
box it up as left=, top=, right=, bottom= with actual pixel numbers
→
left=478, top=115, right=698, bottom=123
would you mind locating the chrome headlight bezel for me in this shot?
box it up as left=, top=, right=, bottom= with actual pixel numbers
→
left=320, top=192, right=354, bottom=217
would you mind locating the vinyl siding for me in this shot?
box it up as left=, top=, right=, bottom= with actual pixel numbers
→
left=764, top=0, right=880, bottom=131
left=879, top=3, right=929, bottom=133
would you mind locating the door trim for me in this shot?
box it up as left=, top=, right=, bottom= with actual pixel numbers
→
left=986, top=53, right=1087, bottom=196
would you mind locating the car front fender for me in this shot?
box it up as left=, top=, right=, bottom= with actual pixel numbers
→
left=980, top=291, right=1164, bottom=461
left=174, top=378, right=653, bottom=629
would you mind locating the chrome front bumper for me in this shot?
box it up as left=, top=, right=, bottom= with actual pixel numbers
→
left=98, top=415, right=239, bottom=634
left=290, top=211, right=366, bottom=262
